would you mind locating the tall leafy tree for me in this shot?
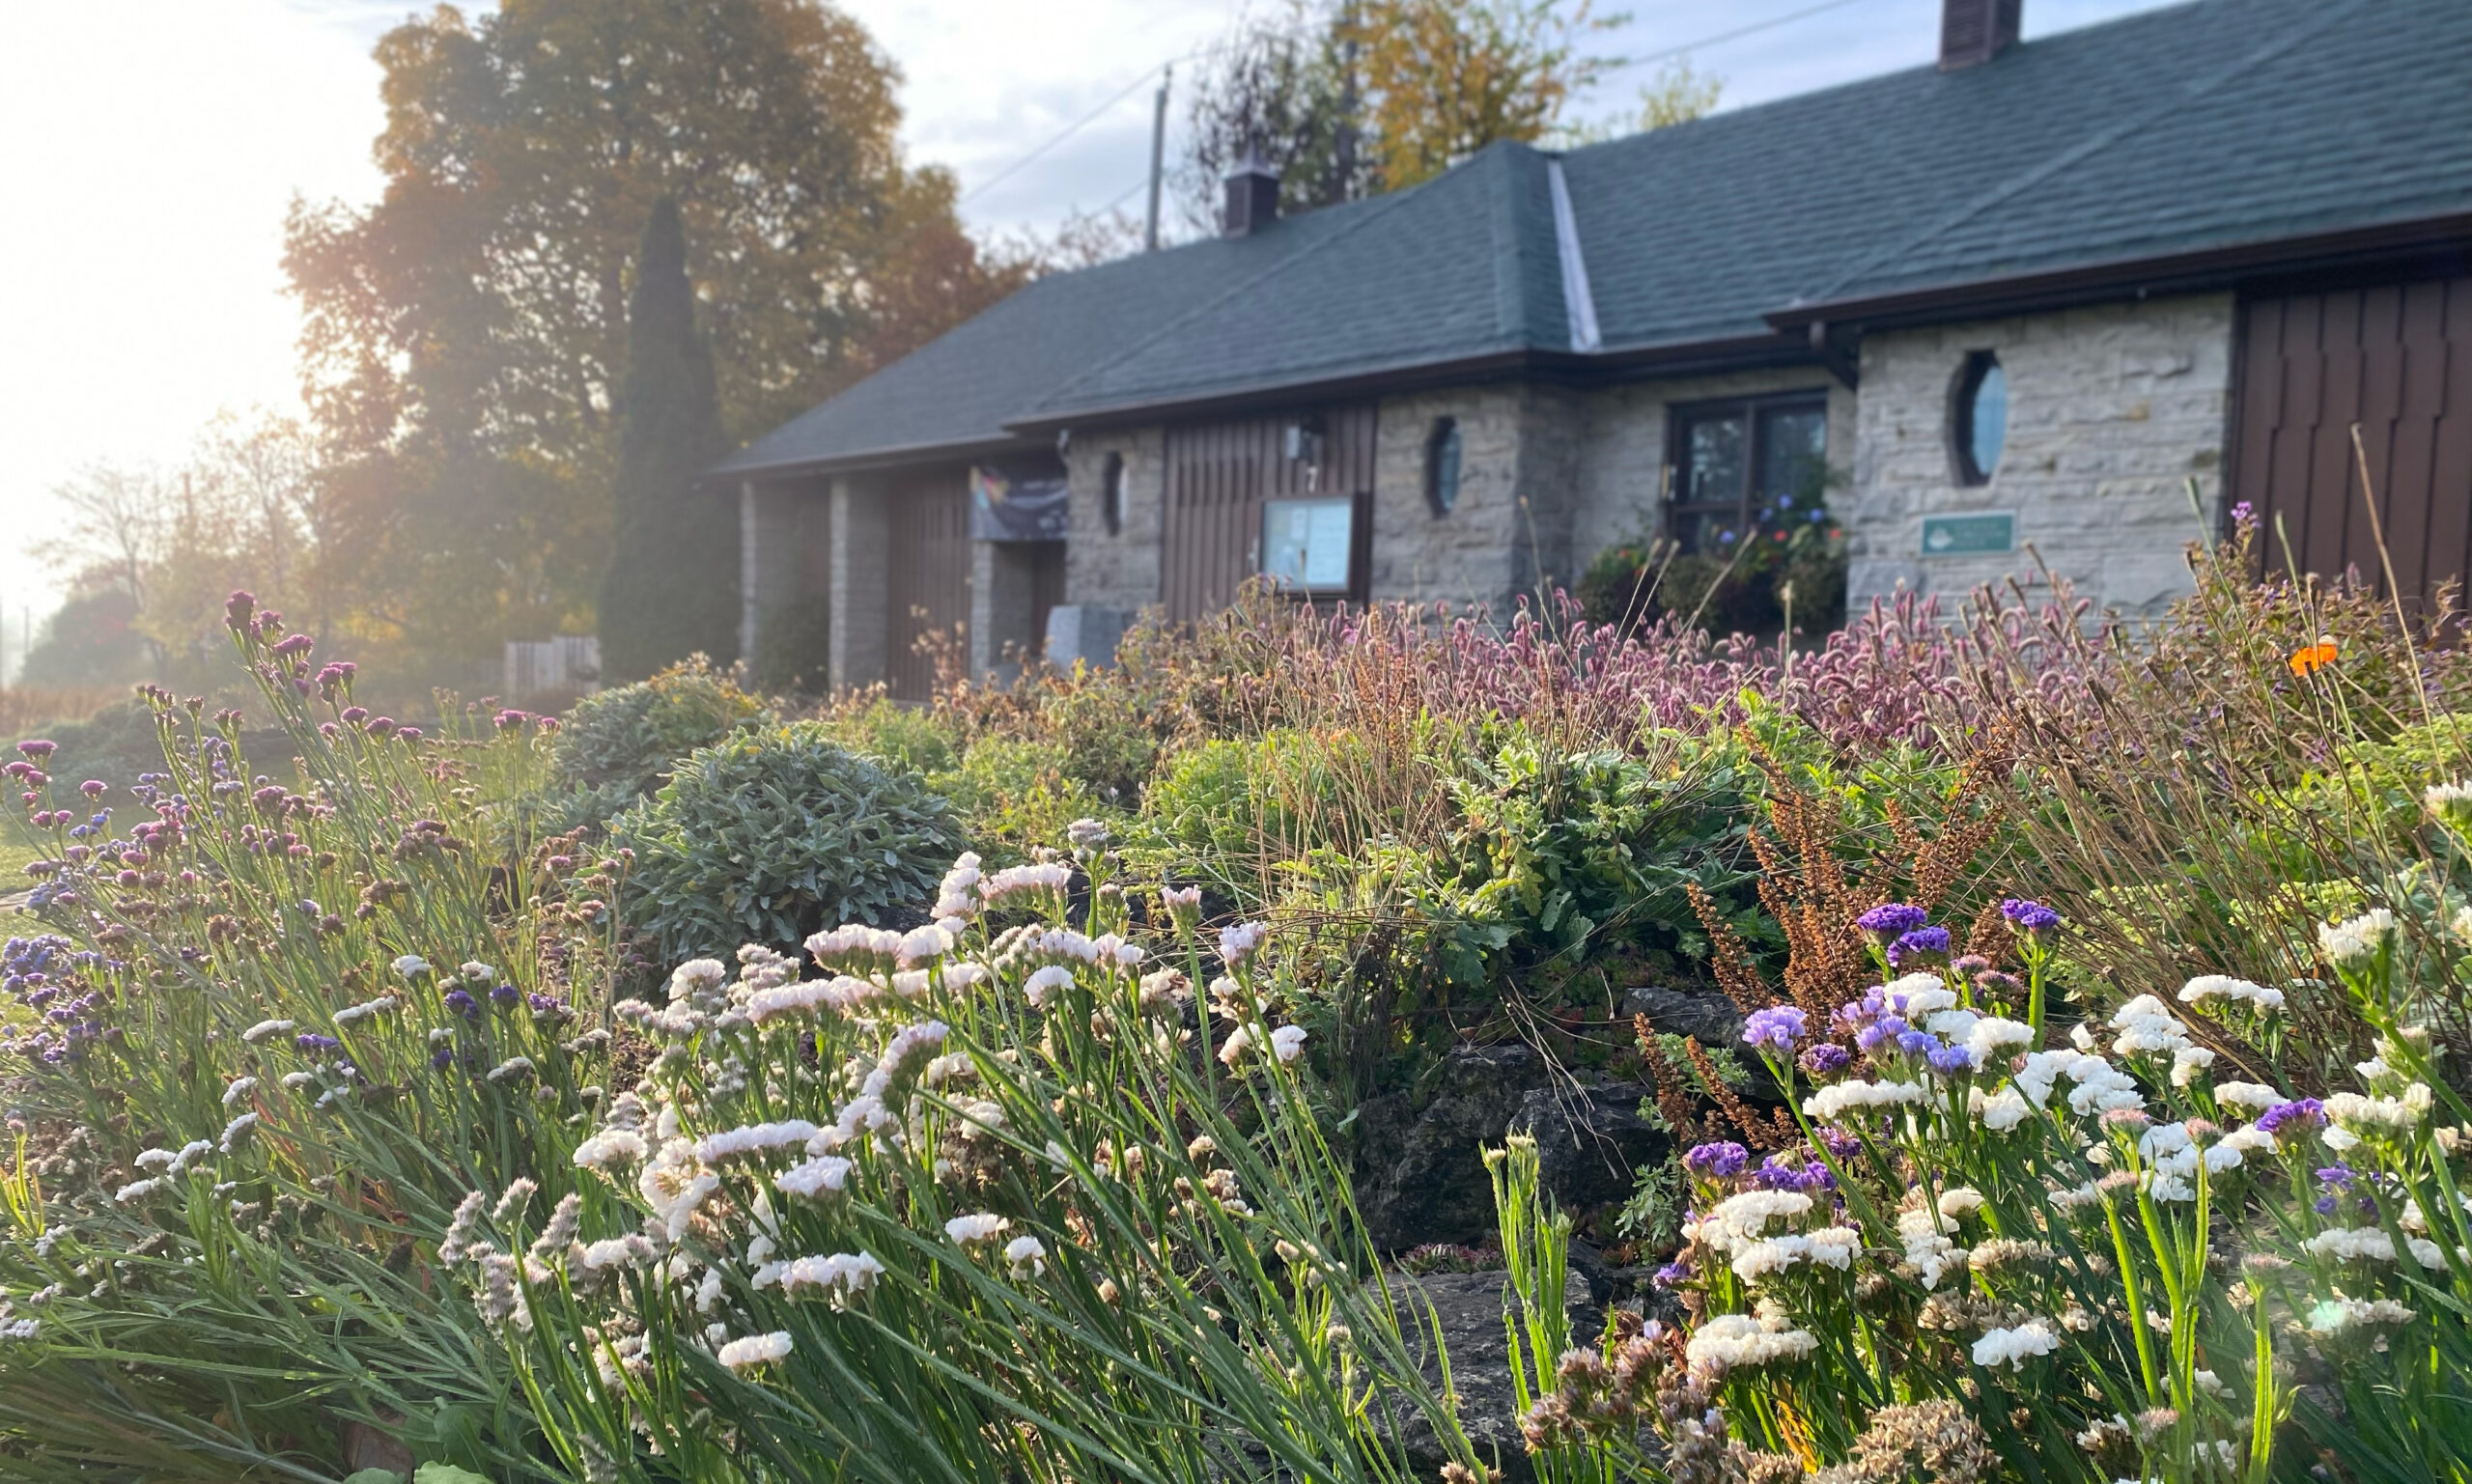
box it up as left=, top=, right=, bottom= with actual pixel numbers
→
left=602, top=198, right=736, bottom=680
left=282, top=0, right=1027, bottom=672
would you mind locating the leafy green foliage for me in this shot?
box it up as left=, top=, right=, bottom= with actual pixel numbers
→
left=539, top=661, right=766, bottom=830
left=611, top=722, right=962, bottom=958
left=925, top=735, right=1120, bottom=860
left=819, top=695, right=967, bottom=777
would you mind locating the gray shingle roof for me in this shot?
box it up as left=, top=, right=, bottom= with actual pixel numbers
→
left=717, top=0, right=2471, bottom=478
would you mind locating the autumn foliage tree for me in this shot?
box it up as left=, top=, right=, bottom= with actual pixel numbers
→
left=282, top=0, right=1029, bottom=677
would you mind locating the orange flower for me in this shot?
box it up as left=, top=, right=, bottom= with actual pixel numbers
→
left=2289, top=637, right=2339, bottom=677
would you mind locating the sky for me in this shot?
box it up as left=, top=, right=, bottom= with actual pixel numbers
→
left=0, top=0, right=2182, bottom=664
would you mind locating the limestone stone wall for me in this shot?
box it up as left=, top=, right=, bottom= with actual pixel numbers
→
left=1366, top=384, right=1527, bottom=609
left=827, top=473, right=889, bottom=691
left=738, top=477, right=831, bottom=662
left=1565, top=369, right=1856, bottom=574
left=1062, top=427, right=1166, bottom=614
left=1847, top=294, right=2234, bottom=617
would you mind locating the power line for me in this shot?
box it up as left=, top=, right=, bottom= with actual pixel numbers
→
left=1599, top=0, right=1873, bottom=77
left=958, top=56, right=1196, bottom=206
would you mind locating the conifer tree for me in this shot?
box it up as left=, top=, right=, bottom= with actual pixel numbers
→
left=601, top=197, right=737, bottom=680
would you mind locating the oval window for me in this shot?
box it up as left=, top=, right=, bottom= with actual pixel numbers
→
left=1424, top=417, right=1463, bottom=516
left=1102, top=452, right=1127, bottom=535
left=1953, top=352, right=2007, bottom=486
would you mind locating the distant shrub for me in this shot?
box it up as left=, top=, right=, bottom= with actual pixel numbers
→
left=26, top=698, right=172, bottom=794
left=610, top=723, right=960, bottom=959
left=541, top=659, right=766, bottom=829
left=821, top=694, right=967, bottom=777
left=1132, top=730, right=1358, bottom=901
left=927, top=735, right=1119, bottom=859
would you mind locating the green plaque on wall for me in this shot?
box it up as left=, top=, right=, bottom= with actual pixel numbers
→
left=1920, top=512, right=2015, bottom=556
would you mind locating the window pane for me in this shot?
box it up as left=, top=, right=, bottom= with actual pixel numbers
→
left=1671, top=507, right=1748, bottom=555
left=1756, top=406, right=1827, bottom=509
left=1967, top=362, right=2008, bottom=478
left=1428, top=421, right=1463, bottom=515
left=1261, top=497, right=1354, bottom=589
left=1682, top=412, right=1747, bottom=505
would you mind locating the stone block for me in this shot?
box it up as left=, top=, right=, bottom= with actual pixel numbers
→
left=1044, top=604, right=1126, bottom=670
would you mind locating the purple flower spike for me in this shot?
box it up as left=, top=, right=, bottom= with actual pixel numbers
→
left=1798, top=1043, right=1852, bottom=1078
left=1896, top=1029, right=1937, bottom=1059
left=1888, top=926, right=1952, bottom=966
left=2256, top=1098, right=2326, bottom=1136
left=1926, top=1042, right=1975, bottom=1076
left=442, top=988, right=478, bottom=1019
left=1742, top=1005, right=1808, bottom=1052
left=1683, top=1141, right=1750, bottom=1178
left=1652, top=1260, right=1694, bottom=1289
left=295, top=1032, right=341, bottom=1052
left=1855, top=903, right=1930, bottom=940
left=2000, top=899, right=2061, bottom=936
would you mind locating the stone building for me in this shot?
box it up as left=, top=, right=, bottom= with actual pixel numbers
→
left=713, top=0, right=2472, bottom=695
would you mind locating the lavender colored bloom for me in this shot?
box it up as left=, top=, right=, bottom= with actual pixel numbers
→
left=1973, top=969, right=2024, bottom=1002
left=1652, top=1260, right=1694, bottom=1289
left=1741, top=1005, right=1808, bottom=1052
left=442, top=989, right=479, bottom=1019
left=1889, top=926, right=1952, bottom=966
left=2314, top=1194, right=2338, bottom=1216
left=2316, top=1162, right=2356, bottom=1188
left=2256, top=1098, right=2326, bottom=1135
left=1896, top=1029, right=1937, bottom=1059
left=527, top=993, right=565, bottom=1016
left=1683, top=1141, right=1750, bottom=1178
left=295, top=1033, right=340, bottom=1052
left=2000, top=899, right=2061, bottom=935
left=1926, top=1043, right=1974, bottom=1077
left=1814, top=1127, right=1863, bottom=1161
left=1855, top=903, right=1930, bottom=940
left=1798, top=1043, right=1852, bottom=1078
left=490, top=982, right=520, bottom=1007
left=2230, top=500, right=2256, bottom=525
left=431, top=1047, right=455, bottom=1071
left=1753, top=1153, right=1836, bottom=1192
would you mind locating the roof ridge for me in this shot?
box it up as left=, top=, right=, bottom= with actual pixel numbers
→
left=1798, top=0, right=2370, bottom=307
left=1022, top=169, right=1447, bottom=417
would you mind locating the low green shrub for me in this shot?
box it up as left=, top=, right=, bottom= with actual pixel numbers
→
left=819, top=693, right=966, bottom=776
left=926, top=734, right=1121, bottom=860
left=1131, top=729, right=1362, bottom=901
left=539, top=659, right=767, bottom=830
left=611, top=722, right=961, bottom=959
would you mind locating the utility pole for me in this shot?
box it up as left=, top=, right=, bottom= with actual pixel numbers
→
left=1144, top=66, right=1171, bottom=252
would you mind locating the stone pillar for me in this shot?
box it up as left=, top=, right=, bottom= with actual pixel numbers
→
left=827, top=474, right=889, bottom=691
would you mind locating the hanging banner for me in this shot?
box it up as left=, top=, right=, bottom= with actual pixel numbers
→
left=969, top=464, right=1070, bottom=543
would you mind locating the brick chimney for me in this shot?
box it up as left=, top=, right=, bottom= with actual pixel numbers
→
left=1940, top=0, right=2021, bottom=70
left=1222, top=151, right=1280, bottom=237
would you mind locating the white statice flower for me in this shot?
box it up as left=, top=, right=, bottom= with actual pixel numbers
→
left=2214, top=1080, right=2284, bottom=1113
left=1684, top=1302, right=1816, bottom=1375
left=1728, top=1226, right=1861, bottom=1283
left=1269, top=1024, right=1307, bottom=1063
left=391, top=955, right=432, bottom=980
left=220, top=1077, right=259, bottom=1107
left=240, top=1019, right=296, bottom=1046
left=666, top=959, right=728, bottom=1003
left=778, top=1251, right=885, bottom=1308
left=934, top=853, right=984, bottom=919
left=2307, top=1297, right=2417, bottom=1334
left=333, top=994, right=399, bottom=1027
left=2109, top=994, right=2194, bottom=1058
left=1964, top=1016, right=2035, bottom=1067
left=1885, top=972, right=1951, bottom=1007
left=219, top=1111, right=260, bottom=1154
left=897, top=924, right=953, bottom=967
left=2179, top=975, right=2284, bottom=1014
left=2305, top=1226, right=2448, bottom=1269
left=2171, top=1046, right=2217, bottom=1087
left=775, top=1156, right=854, bottom=1203
left=1217, top=1026, right=1254, bottom=1068
left=1937, top=1187, right=1985, bottom=1221
left=695, top=1121, right=822, bottom=1165
left=1004, top=1235, right=1048, bottom=1279
left=716, top=1331, right=793, bottom=1371
left=640, top=1151, right=722, bottom=1243
left=978, top=862, right=1070, bottom=907
left=945, top=1213, right=1010, bottom=1245
left=2426, top=781, right=2472, bottom=831
left=1023, top=965, right=1075, bottom=1010
left=1973, top=1319, right=2061, bottom=1369
left=2326, top=1090, right=2427, bottom=1137
left=1969, top=1084, right=2031, bottom=1133
left=1896, top=1208, right=1966, bottom=1290
left=1218, top=921, right=1268, bottom=967
left=2318, top=909, right=2396, bottom=967
left=1691, top=1190, right=1814, bottom=1257
left=2208, top=1127, right=2273, bottom=1171
left=573, top=1128, right=651, bottom=1172
left=114, top=1178, right=163, bottom=1204
left=1803, top=1079, right=1924, bottom=1123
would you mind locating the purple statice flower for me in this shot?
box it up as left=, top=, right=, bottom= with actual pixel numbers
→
left=1926, top=1042, right=1974, bottom=1077
left=1951, top=955, right=1990, bottom=975
left=1888, top=926, right=1952, bottom=967
left=2316, top=1162, right=2357, bottom=1189
left=2230, top=500, right=2256, bottom=526
left=430, top=1046, right=455, bottom=1072
left=2000, top=899, right=2061, bottom=936
left=2314, top=1192, right=2339, bottom=1216
left=2256, top=1098, right=2326, bottom=1136
left=1741, top=1005, right=1808, bottom=1053
left=1651, top=1260, right=1694, bottom=1290
left=489, top=983, right=520, bottom=1007
left=1856, top=903, right=1930, bottom=941
left=1753, top=1153, right=1836, bottom=1192
left=1798, top=1043, right=1852, bottom=1078
left=1683, top=1141, right=1751, bottom=1178
left=1855, top=1015, right=1908, bottom=1053
left=1814, top=1127, right=1863, bottom=1161
left=295, top=1033, right=341, bottom=1053
left=1973, top=969, right=2024, bottom=1002
left=526, top=993, right=566, bottom=1016
left=1896, top=1029, right=1937, bottom=1059
left=442, top=989, right=479, bottom=1019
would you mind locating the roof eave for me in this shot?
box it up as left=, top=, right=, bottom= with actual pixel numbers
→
left=1763, top=211, right=2472, bottom=333
left=1003, top=331, right=1817, bottom=434
left=700, top=432, right=1052, bottom=487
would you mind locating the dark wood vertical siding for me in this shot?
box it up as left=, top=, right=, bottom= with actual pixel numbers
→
left=884, top=469, right=970, bottom=700
left=2234, top=276, right=2472, bottom=602
left=1162, top=403, right=1378, bottom=623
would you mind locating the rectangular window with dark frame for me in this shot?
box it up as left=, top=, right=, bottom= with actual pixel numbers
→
left=1667, top=391, right=1830, bottom=555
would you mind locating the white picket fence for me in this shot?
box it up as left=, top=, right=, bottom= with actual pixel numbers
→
left=503, top=635, right=602, bottom=699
